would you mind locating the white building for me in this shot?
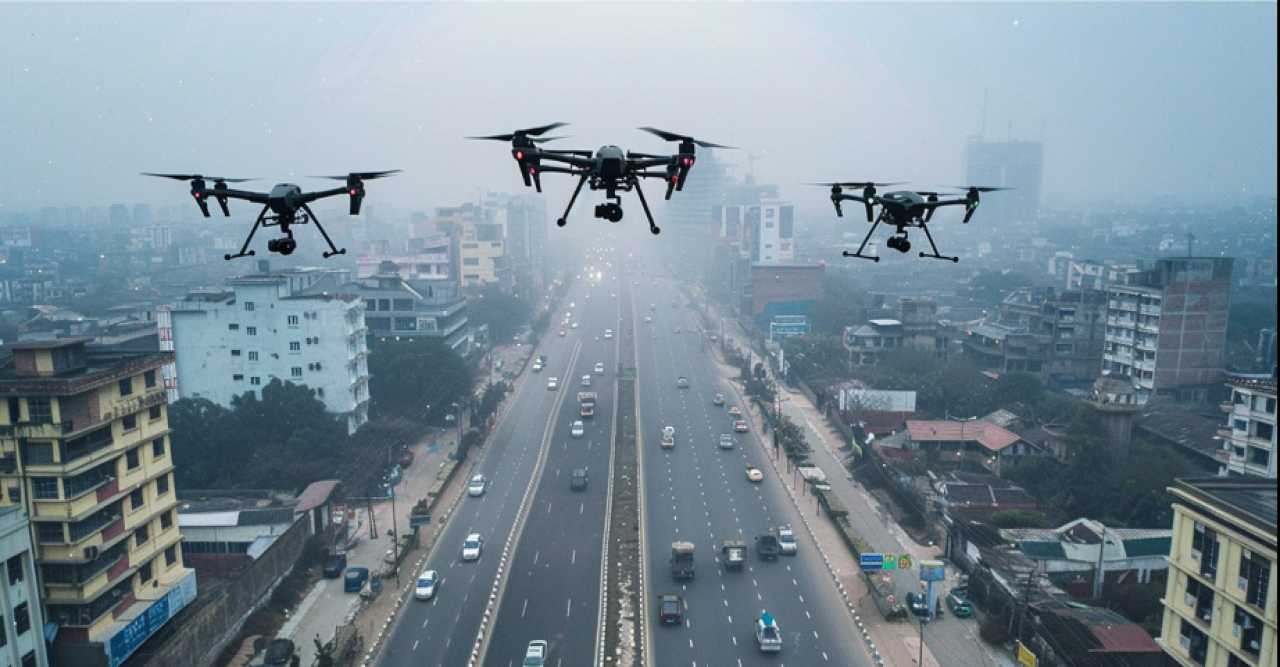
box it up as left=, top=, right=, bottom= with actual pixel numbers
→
left=168, top=267, right=370, bottom=435
left=1220, top=377, right=1277, bottom=479
left=0, top=507, right=50, bottom=667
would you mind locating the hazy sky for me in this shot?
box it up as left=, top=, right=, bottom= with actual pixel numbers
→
left=1, top=2, right=1276, bottom=215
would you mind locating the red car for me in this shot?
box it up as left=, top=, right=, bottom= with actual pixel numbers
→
left=734, top=420, right=749, bottom=433
left=559, top=330, right=566, bottom=336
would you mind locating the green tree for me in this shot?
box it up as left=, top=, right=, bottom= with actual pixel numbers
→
left=367, top=337, right=473, bottom=424
left=466, top=283, right=533, bottom=342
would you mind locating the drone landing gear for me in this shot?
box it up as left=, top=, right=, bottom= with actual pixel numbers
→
left=223, top=204, right=347, bottom=261
left=914, top=222, right=958, bottom=263
left=630, top=177, right=660, bottom=235
left=842, top=218, right=884, bottom=263
left=556, top=174, right=661, bottom=235
left=557, top=173, right=590, bottom=227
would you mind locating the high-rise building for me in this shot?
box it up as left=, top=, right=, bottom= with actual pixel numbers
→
left=1219, top=377, right=1277, bottom=479
left=0, top=339, right=195, bottom=667
left=1102, top=258, right=1234, bottom=404
left=0, top=506, right=50, bottom=667
left=965, top=139, right=1043, bottom=225
left=168, top=267, right=370, bottom=435
left=1159, top=477, right=1275, bottom=667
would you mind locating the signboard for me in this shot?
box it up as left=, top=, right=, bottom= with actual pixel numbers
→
left=896, top=554, right=912, bottom=570
left=409, top=514, right=432, bottom=528
left=106, top=570, right=197, bottom=667
left=859, top=553, right=885, bottom=571
left=919, top=559, right=946, bottom=581
left=1017, top=640, right=1038, bottom=667
left=331, top=503, right=346, bottom=527
left=883, top=553, right=899, bottom=570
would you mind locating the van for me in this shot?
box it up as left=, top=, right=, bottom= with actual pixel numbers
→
left=344, top=567, right=369, bottom=593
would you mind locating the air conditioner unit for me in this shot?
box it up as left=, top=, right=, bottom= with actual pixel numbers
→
left=83, top=546, right=100, bottom=560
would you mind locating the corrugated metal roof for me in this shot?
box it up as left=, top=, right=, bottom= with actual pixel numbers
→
left=1121, top=536, right=1172, bottom=558
left=295, top=480, right=341, bottom=513
left=1019, top=541, right=1067, bottom=559
left=178, top=511, right=240, bottom=527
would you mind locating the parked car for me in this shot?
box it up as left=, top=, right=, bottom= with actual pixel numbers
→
left=322, top=552, right=347, bottom=578
left=906, top=591, right=931, bottom=620
left=461, top=534, right=484, bottom=561
left=343, top=567, right=369, bottom=593
left=414, top=569, right=438, bottom=600
left=947, top=591, right=973, bottom=618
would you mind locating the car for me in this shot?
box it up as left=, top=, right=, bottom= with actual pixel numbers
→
left=906, top=591, right=931, bottom=620
left=673, top=326, right=681, bottom=334
left=468, top=474, right=487, bottom=497
left=718, top=433, right=735, bottom=449
left=712, top=393, right=724, bottom=405
left=547, top=377, right=559, bottom=390
left=643, top=316, right=652, bottom=323
left=604, top=329, right=614, bottom=339
left=581, top=374, right=591, bottom=386
left=570, top=468, right=588, bottom=491
left=734, top=420, right=749, bottom=433
left=728, top=406, right=741, bottom=416
left=746, top=465, right=763, bottom=482
left=322, top=551, right=348, bottom=578
left=947, top=591, right=973, bottom=618
left=677, top=376, right=689, bottom=388
left=343, top=566, right=369, bottom=593
left=461, top=533, right=483, bottom=561
left=571, top=322, right=579, bottom=329
left=558, top=330, right=566, bottom=336
left=569, top=302, right=576, bottom=309
left=571, top=420, right=585, bottom=438
left=595, top=362, right=605, bottom=375
left=650, top=303, right=656, bottom=310
left=523, top=640, right=548, bottom=667
left=777, top=524, right=797, bottom=555
left=565, top=311, right=572, bottom=318
left=414, top=569, right=439, bottom=600
left=659, top=594, right=683, bottom=623
left=532, top=360, right=544, bottom=372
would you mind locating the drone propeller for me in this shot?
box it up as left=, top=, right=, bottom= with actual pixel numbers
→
left=466, top=122, right=569, bottom=142
left=142, top=173, right=256, bottom=183
left=947, top=185, right=1010, bottom=222
left=313, top=170, right=401, bottom=181
left=637, top=127, right=735, bottom=149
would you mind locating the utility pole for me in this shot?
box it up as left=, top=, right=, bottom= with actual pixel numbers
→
left=1015, top=563, right=1036, bottom=641
left=1092, top=525, right=1109, bottom=599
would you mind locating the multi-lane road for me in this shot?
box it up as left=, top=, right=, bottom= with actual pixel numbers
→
left=376, top=250, right=866, bottom=666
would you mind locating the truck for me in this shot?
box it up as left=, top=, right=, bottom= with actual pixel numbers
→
left=671, top=541, right=695, bottom=579
left=755, top=611, right=783, bottom=652
left=777, top=525, right=797, bottom=556
left=522, top=639, right=548, bottom=667
left=578, top=392, right=597, bottom=419
left=721, top=540, right=747, bottom=571
left=661, top=425, right=675, bottom=449
left=756, top=533, right=779, bottom=560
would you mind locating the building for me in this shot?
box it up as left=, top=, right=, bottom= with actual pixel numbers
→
left=167, top=267, right=370, bottom=435
left=842, top=320, right=905, bottom=366
left=1219, top=377, right=1277, bottom=479
left=965, top=138, right=1043, bottom=225
left=1102, top=258, right=1234, bottom=404
left=962, top=288, right=1108, bottom=385
left=358, top=267, right=469, bottom=355
left=0, top=506, right=50, bottom=667
left=1004, top=518, right=1172, bottom=599
left=740, top=263, right=823, bottom=337
left=0, top=338, right=196, bottom=667
left=743, top=201, right=795, bottom=263
left=1159, top=477, right=1275, bottom=667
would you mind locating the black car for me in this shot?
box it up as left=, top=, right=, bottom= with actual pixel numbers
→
left=570, top=468, right=588, bottom=491
left=322, top=552, right=348, bottom=579
left=659, top=594, right=683, bottom=623
left=906, top=591, right=931, bottom=620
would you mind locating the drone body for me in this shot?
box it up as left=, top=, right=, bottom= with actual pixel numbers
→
left=144, top=171, right=397, bottom=260
left=819, top=181, right=1008, bottom=263
left=471, top=123, right=729, bottom=234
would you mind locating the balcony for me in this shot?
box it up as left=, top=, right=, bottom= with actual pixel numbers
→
left=0, top=420, right=76, bottom=438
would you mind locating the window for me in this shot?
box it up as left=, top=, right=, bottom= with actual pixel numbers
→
left=21, top=652, right=35, bottom=667
left=126, top=448, right=140, bottom=470
left=5, top=486, right=18, bottom=503
left=165, top=545, right=177, bottom=567
left=289, top=341, right=301, bottom=351
left=287, top=315, right=299, bottom=326
left=139, top=561, right=152, bottom=585
left=148, top=405, right=162, bottom=421
left=251, top=377, right=261, bottom=386
left=233, top=374, right=244, bottom=381
left=122, top=414, right=137, bottom=431
left=1180, top=619, right=1208, bottom=665
left=152, top=437, right=166, bottom=458
left=393, top=298, right=414, bottom=310
left=119, top=377, right=133, bottom=396
left=135, top=524, right=150, bottom=546
left=1192, top=522, right=1219, bottom=579
left=1255, top=422, right=1273, bottom=440
left=291, top=367, right=303, bottom=378
left=1234, top=605, right=1262, bottom=655
left=156, top=474, right=169, bottom=497
left=130, top=488, right=144, bottom=511
left=1239, top=549, right=1270, bottom=608
left=228, top=323, right=240, bottom=330
left=144, top=370, right=157, bottom=388
left=14, top=603, right=29, bottom=635
left=7, top=555, right=23, bottom=585
left=248, top=351, right=259, bottom=361
left=245, top=302, right=255, bottom=311
left=231, top=349, right=242, bottom=357
left=0, top=615, right=5, bottom=646
left=27, top=397, right=52, bottom=424
left=247, top=326, right=257, bottom=336
left=1188, top=575, right=1214, bottom=623
left=32, top=477, right=59, bottom=500
left=463, top=257, right=480, bottom=266
left=160, top=509, right=172, bottom=530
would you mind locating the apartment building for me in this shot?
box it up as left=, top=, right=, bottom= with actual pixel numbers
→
left=0, top=506, right=49, bottom=667
left=1160, top=477, right=1275, bottom=667
left=0, top=339, right=195, bottom=667
left=1219, top=377, right=1277, bottom=479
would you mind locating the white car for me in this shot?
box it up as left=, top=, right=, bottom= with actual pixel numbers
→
left=604, top=329, right=614, bottom=339
left=461, top=533, right=483, bottom=561
left=414, top=569, right=439, bottom=600
left=468, top=474, right=487, bottom=497
left=547, top=377, right=559, bottom=390
left=595, top=362, right=605, bottom=375
left=571, top=322, right=579, bottom=329
left=581, top=374, right=592, bottom=386
left=571, top=420, right=585, bottom=438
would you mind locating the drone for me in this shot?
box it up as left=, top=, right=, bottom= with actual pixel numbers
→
left=469, top=123, right=731, bottom=235
left=816, top=182, right=1009, bottom=263
left=143, top=170, right=398, bottom=260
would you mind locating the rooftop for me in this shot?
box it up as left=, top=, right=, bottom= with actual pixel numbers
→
left=906, top=420, right=1022, bottom=453
left=1172, top=477, right=1278, bottom=542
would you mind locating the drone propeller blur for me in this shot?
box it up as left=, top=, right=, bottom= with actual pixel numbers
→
left=813, top=181, right=1010, bottom=262
left=143, top=170, right=398, bottom=260
left=469, top=123, right=733, bottom=235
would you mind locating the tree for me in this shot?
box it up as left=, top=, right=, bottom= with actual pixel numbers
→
left=367, top=337, right=473, bottom=424
left=466, top=283, right=533, bottom=342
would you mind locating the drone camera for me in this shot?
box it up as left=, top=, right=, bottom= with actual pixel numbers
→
left=886, top=236, right=911, bottom=253
left=267, top=237, right=298, bottom=256
left=595, top=203, right=624, bottom=223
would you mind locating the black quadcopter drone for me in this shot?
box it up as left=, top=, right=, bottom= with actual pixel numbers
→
left=143, top=170, right=398, bottom=260
left=469, top=123, right=732, bottom=235
left=816, top=181, right=1009, bottom=263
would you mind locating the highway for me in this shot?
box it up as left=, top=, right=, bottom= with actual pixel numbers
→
left=635, top=271, right=871, bottom=667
